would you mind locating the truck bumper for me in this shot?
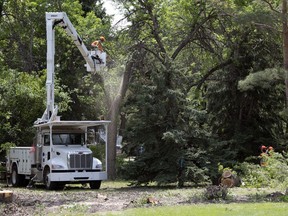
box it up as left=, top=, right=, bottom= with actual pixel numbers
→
left=50, top=171, right=107, bottom=182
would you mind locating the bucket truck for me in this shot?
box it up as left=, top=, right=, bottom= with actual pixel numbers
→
left=5, top=12, right=109, bottom=190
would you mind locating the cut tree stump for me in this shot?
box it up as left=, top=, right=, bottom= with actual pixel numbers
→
left=0, top=190, right=13, bottom=203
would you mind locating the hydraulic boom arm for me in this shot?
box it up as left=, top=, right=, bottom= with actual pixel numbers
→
left=35, top=12, right=105, bottom=124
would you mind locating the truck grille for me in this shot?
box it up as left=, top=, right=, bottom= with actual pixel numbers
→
left=69, top=153, right=93, bottom=169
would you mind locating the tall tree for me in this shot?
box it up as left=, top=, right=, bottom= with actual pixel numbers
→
left=116, top=0, right=224, bottom=184
left=0, top=0, right=47, bottom=72
left=117, top=0, right=286, bottom=184
left=79, top=0, right=111, bottom=24
left=282, top=0, right=288, bottom=106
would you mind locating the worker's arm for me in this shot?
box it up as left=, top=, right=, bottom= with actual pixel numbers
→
left=91, top=40, right=98, bottom=47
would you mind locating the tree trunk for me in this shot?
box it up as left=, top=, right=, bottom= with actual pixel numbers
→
left=283, top=0, right=288, bottom=106
left=106, top=56, right=135, bottom=179
left=0, top=190, right=13, bottom=203
left=107, top=95, right=121, bottom=180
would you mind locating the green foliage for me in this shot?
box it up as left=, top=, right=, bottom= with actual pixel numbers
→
left=233, top=0, right=254, bottom=7
left=204, top=185, right=229, bottom=200
left=119, top=0, right=285, bottom=185
left=0, top=142, right=16, bottom=154
left=238, top=68, right=284, bottom=91
left=280, top=195, right=288, bottom=202
left=79, top=0, right=111, bottom=24
left=89, top=144, right=106, bottom=162
left=218, top=164, right=237, bottom=177
left=115, top=154, right=128, bottom=179
left=0, top=0, right=47, bottom=72
left=0, top=69, right=44, bottom=151
left=236, top=152, right=288, bottom=188
left=0, top=67, right=73, bottom=154
left=122, top=59, right=211, bottom=185
left=184, top=147, right=210, bottom=185
left=205, top=20, right=283, bottom=163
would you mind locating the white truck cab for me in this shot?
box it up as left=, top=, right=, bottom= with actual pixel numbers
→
left=7, top=121, right=109, bottom=190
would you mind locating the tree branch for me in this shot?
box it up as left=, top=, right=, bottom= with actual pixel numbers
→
left=171, top=10, right=217, bottom=60
left=262, top=0, right=281, bottom=13
left=187, top=59, right=233, bottom=92
left=138, top=0, right=166, bottom=54
left=251, top=21, right=281, bottom=32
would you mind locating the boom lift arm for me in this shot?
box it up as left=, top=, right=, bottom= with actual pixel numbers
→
left=36, top=12, right=106, bottom=124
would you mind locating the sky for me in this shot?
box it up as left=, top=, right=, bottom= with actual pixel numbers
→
left=102, top=0, right=127, bottom=27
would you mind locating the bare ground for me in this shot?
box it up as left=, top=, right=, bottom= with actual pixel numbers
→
left=0, top=182, right=284, bottom=215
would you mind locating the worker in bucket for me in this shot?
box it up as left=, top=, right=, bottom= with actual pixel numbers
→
left=91, top=36, right=105, bottom=64
left=91, top=36, right=105, bottom=52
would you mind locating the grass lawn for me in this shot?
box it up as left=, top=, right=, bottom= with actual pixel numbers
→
left=101, top=202, right=288, bottom=216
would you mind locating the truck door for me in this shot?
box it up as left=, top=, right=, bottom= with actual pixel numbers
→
left=35, top=133, right=43, bottom=166
left=42, top=134, right=51, bottom=164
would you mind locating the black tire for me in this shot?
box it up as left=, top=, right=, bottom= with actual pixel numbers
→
left=11, top=165, right=25, bottom=187
left=21, top=179, right=29, bottom=187
left=43, top=167, right=58, bottom=190
left=89, top=180, right=101, bottom=189
left=56, top=183, right=65, bottom=190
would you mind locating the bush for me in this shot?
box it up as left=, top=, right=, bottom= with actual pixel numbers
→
left=204, top=185, right=229, bottom=200
left=89, top=144, right=128, bottom=179
left=115, top=154, right=128, bottom=179
left=236, top=152, right=288, bottom=188
left=0, top=142, right=16, bottom=161
left=88, top=144, right=105, bottom=162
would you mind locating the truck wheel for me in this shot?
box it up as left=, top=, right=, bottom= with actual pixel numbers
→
left=89, top=180, right=101, bottom=189
left=11, top=165, right=24, bottom=187
left=56, top=183, right=65, bottom=190
left=43, top=168, right=58, bottom=190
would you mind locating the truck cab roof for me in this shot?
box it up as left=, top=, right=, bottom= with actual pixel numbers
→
left=34, top=120, right=110, bottom=130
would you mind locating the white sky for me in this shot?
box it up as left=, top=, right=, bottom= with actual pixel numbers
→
left=103, top=0, right=128, bottom=27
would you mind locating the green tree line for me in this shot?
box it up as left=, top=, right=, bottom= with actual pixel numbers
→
left=0, top=0, right=287, bottom=185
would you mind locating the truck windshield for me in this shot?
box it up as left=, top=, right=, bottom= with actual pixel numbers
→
left=47, top=133, right=84, bottom=145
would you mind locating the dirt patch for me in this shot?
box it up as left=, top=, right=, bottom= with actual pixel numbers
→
left=0, top=183, right=283, bottom=215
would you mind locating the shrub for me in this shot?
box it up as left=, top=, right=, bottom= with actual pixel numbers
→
left=236, top=152, right=288, bottom=188
left=88, top=144, right=105, bottom=162
left=204, top=185, right=229, bottom=200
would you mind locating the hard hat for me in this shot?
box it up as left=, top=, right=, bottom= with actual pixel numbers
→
left=100, top=36, right=106, bottom=42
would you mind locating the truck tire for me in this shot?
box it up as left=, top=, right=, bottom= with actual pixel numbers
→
left=89, top=180, right=101, bottom=189
left=43, top=168, right=59, bottom=190
left=11, top=165, right=25, bottom=187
